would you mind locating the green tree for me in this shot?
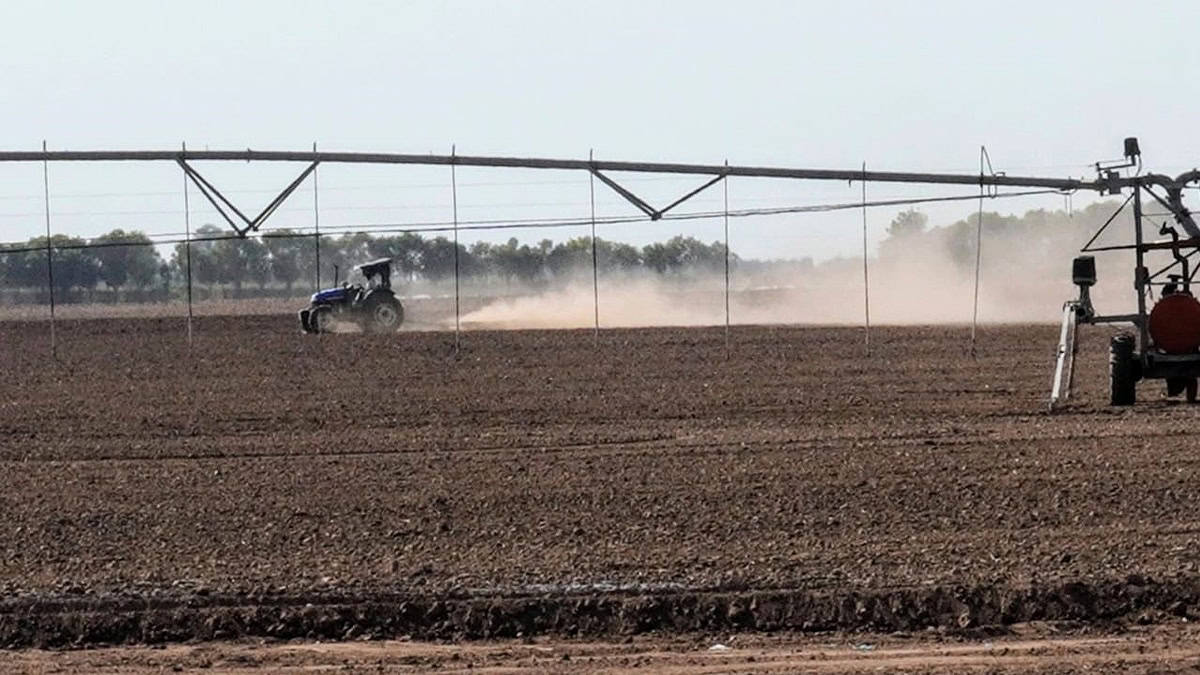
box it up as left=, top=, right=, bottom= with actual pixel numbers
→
left=20, top=235, right=101, bottom=297
left=546, top=237, right=644, bottom=277
left=367, top=233, right=425, bottom=282
left=886, top=209, right=928, bottom=239
left=320, top=233, right=373, bottom=282
left=420, top=236, right=474, bottom=282
left=264, top=230, right=305, bottom=291
left=601, top=240, right=642, bottom=272
left=0, top=243, right=40, bottom=289
left=546, top=238, right=590, bottom=277
left=491, top=237, right=546, bottom=283
left=172, top=224, right=224, bottom=290
left=213, top=233, right=269, bottom=290
left=641, top=241, right=672, bottom=274
left=91, top=229, right=162, bottom=293
left=641, top=236, right=724, bottom=275
left=468, top=241, right=497, bottom=278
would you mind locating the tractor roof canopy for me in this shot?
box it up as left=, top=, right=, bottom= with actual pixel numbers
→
left=354, top=258, right=392, bottom=279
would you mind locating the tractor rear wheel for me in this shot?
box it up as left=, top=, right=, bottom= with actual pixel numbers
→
left=366, top=296, right=404, bottom=333
left=1109, top=333, right=1138, bottom=406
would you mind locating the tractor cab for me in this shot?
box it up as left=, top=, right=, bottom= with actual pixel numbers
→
left=355, top=258, right=392, bottom=291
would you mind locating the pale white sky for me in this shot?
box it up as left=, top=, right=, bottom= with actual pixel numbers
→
left=2, top=0, right=1199, bottom=260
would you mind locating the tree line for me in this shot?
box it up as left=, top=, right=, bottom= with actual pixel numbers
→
left=0, top=225, right=736, bottom=298
left=878, top=201, right=1122, bottom=271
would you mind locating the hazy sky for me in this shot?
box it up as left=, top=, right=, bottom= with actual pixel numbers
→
left=3, top=0, right=1199, bottom=260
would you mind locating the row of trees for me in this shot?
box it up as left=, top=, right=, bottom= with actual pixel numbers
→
left=878, top=202, right=1123, bottom=271
left=0, top=226, right=736, bottom=297
left=0, top=230, right=165, bottom=298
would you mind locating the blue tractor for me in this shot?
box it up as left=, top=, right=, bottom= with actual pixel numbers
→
left=299, top=258, right=405, bottom=334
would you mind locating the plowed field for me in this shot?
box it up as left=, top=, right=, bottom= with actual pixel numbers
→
left=3, top=316, right=1200, bottom=654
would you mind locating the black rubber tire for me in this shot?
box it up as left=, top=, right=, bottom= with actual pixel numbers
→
left=310, top=306, right=334, bottom=334
left=365, top=296, right=404, bottom=333
left=1109, top=333, right=1138, bottom=406
left=1188, top=378, right=1198, bottom=404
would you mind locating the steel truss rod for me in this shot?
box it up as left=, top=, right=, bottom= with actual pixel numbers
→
left=660, top=173, right=727, bottom=216
left=1080, top=192, right=1134, bottom=252
left=591, top=170, right=658, bottom=218
left=1147, top=242, right=1200, bottom=283
left=1141, top=183, right=1200, bottom=237
left=590, top=170, right=727, bottom=220
left=0, top=149, right=1137, bottom=192
left=176, top=159, right=318, bottom=236
left=1087, top=238, right=1200, bottom=254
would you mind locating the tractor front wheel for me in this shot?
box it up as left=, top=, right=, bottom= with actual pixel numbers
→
left=310, top=306, right=335, bottom=334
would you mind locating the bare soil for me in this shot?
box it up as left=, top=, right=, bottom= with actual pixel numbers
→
left=3, top=316, right=1200, bottom=664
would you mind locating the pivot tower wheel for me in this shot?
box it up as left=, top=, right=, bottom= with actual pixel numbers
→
left=1166, top=377, right=1199, bottom=403
left=1109, top=333, right=1138, bottom=406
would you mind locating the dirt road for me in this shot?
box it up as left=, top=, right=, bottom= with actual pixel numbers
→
left=5, top=623, right=1200, bottom=673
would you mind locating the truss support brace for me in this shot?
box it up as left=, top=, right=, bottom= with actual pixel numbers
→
left=590, top=169, right=726, bottom=221
left=176, top=159, right=319, bottom=237
left=1141, top=183, right=1200, bottom=238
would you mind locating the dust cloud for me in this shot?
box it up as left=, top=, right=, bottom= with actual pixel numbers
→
left=458, top=218, right=1140, bottom=330
left=459, top=270, right=1068, bottom=330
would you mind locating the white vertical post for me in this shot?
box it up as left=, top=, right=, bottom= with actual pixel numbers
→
left=723, top=160, right=730, bottom=359
left=861, top=161, right=871, bottom=357
left=182, top=142, right=193, bottom=347
left=313, top=141, right=321, bottom=291
left=41, top=140, right=56, bottom=358
left=971, top=147, right=986, bottom=358
left=589, top=149, right=599, bottom=342
left=451, top=144, right=460, bottom=354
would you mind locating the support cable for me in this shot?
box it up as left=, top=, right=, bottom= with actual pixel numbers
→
left=0, top=188, right=1067, bottom=256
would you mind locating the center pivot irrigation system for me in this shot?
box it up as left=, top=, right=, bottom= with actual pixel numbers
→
left=3, top=137, right=1198, bottom=408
